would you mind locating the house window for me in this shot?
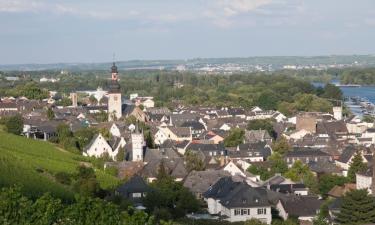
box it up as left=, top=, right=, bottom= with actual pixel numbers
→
left=241, top=209, right=249, bottom=215
left=257, top=208, right=266, bottom=215
left=132, top=193, right=142, bottom=198
left=234, top=209, right=241, bottom=216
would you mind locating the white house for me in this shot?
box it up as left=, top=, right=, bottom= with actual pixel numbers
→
left=203, top=177, right=272, bottom=224
left=154, top=126, right=192, bottom=145
left=83, top=133, right=126, bottom=160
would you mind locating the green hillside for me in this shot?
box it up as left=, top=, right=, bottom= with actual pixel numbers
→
left=0, top=131, right=119, bottom=200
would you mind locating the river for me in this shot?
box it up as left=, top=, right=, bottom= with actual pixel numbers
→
left=312, top=81, right=375, bottom=116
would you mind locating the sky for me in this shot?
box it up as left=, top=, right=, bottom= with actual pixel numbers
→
left=1, top=0, right=375, bottom=64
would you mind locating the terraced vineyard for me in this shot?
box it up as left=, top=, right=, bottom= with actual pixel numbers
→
left=0, top=132, right=119, bottom=199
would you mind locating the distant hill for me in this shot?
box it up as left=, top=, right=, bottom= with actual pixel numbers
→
left=0, top=131, right=119, bottom=200
left=1, top=55, right=375, bottom=71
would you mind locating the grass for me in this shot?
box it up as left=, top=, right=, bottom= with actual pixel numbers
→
left=0, top=131, right=119, bottom=199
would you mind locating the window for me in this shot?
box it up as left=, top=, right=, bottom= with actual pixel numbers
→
left=241, top=209, right=249, bottom=215
left=234, top=209, right=241, bottom=215
left=132, top=193, right=142, bottom=198
left=257, top=208, right=267, bottom=215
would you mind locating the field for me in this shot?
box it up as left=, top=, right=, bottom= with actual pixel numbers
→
left=0, top=131, right=119, bottom=199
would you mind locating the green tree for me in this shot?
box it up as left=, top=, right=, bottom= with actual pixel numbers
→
left=46, top=107, right=55, bottom=120
left=363, top=115, right=375, bottom=123
left=246, top=119, right=276, bottom=138
left=145, top=130, right=155, bottom=148
left=0, top=186, right=32, bottom=224
left=244, top=218, right=266, bottom=225
left=336, top=189, right=375, bottom=224
left=116, top=147, right=125, bottom=161
left=74, top=127, right=96, bottom=151
left=30, top=193, right=63, bottom=225
left=5, top=114, right=23, bottom=135
left=271, top=137, right=291, bottom=155
left=89, top=95, right=98, bottom=105
left=73, top=166, right=100, bottom=197
left=58, top=97, right=72, bottom=107
left=224, top=128, right=244, bottom=147
left=20, top=82, right=49, bottom=100
left=185, top=150, right=205, bottom=172
left=318, top=174, right=348, bottom=196
left=268, top=152, right=288, bottom=175
left=285, top=160, right=311, bottom=182
left=321, top=83, right=343, bottom=100
left=348, top=152, right=367, bottom=182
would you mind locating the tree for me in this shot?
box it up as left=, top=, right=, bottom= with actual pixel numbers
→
left=336, top=189, right=375, bottom=224
left=145, top=130, right=155, bottom=148
left=268, top=152, right=288, bottom=175
left=89, top=95, right=98, bottom=105
left=116, top=147, right=125, bottom=161
left=347, top=152, right=367, bottom=182
left=144, top=174, right=200, bottom=220
left=5, top=114, right=23, bottom=135
left=29, top=193, right=63, bottom=224
left=46, top=107, right=55, bottom=120
left=0, top=186, right=32, bottom=224
left=363, top=115, right=375, bottom=123
left=244, top=218, right=266, bottom=225
left=74, top=127, right=96, bottom=151
left=321, top=83, right=343, bottom=100
left=73, top=166, right=100, bottom=197
left=318, top=174, right=348, bottom=196
left=58, top=97, right=72, bottom=107
left=285, top=160, right=312, bottom=182
left=312, top=217, right=329, bottom=225
left=224, top=128, right=244, bottom=147
left=246, top=119, right=276, bottom=139
left=185, top=150, right=205, bottom=172
left=271, top=137, right=291, bottom=155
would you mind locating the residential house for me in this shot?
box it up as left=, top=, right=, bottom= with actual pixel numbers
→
left=227, top=142, right=272, bottom=162
left=276, top=196, right=323, bottom=222
left=180, top=121, right=206, bottom=138
left=244, top=130, right=273, bottom=144
left=83, top=133, right=126, bottom=160
left=284, top=148, right=333, bottom=167
left=203, top=177, right=272, bottom=224
left=183, top=170, right=231, bottom=199
left=154, top=126, right=192, bottom=145
left=115, top=175, right=151, bottom=206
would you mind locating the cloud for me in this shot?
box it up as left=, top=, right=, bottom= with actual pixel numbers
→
left=0, top=0, right=44, bottom=13
left=218, top=0, right=272, bottom=16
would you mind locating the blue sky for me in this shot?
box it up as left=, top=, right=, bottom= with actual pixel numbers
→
left=1, top=0, right=375, bottom=64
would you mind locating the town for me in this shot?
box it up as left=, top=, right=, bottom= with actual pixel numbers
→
left=1, top=61, right=375, bottom=225
left=2, top=1, right=375, bottom=225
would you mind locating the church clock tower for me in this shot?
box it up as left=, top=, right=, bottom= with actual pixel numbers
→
left=108, top=62, right=122, bottom=121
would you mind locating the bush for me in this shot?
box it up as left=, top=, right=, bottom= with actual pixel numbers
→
left=5, top=114, right=23, bottom=135
left=105, top=166, right=118, bottom=177
left=55, top=172, right=72, bottom=185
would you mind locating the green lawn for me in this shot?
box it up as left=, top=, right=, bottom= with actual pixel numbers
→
left=0, top=132, right=119, bottom=199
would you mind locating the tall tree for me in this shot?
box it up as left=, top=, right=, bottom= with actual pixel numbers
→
left=224, top=128, right=244, bottom=147
left=271, top=137, right=291, bottom=155
left=336, top=189, right=375, bottom=224
left=4, top=114, right=23, bottom=135
left=185, top=150, right=205, bottom=172
left=46, top=107, right=55, bottom=120
left=246, top=119, right=276, bottom=139
left=348, top=152, right=367, bottom=182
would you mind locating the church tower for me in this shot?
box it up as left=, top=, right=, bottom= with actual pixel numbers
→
left=108, top=62, right=122, bottom=121
left=131, top=125, right=144, bottom=162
